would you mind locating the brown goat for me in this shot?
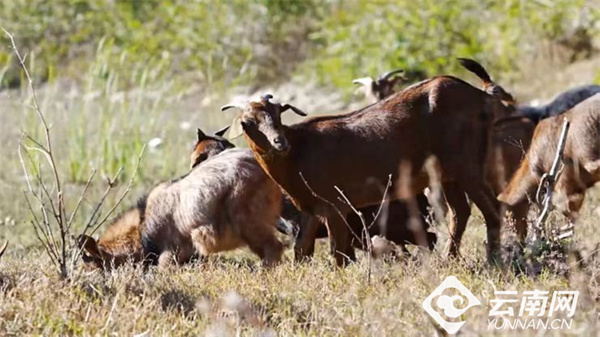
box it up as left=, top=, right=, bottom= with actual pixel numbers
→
left=142, top=148, right=284, bottom=267
left=79, top=127, right=239, bottom=270
left=223, top=77, right=508, bottom=266
left=499, top=94, right=600, bottom=225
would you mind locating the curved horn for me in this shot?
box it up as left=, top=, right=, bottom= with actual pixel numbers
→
left=281, top=104, right=307, bottom=117
left=214, top=125, right=230, bottom=137
left=352, top=77, right=374, bottom=87
left=379, top=69, right=405, bottom=80
left=221, top=103, right=246, bottom=112
left=0, top=241, right=7, bottom=259
left=262, top=94, right=274, bottom=102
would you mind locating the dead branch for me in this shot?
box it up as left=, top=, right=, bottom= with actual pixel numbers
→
left=534, top=118, right=570, bottom=239
left=5, top=28, right=144, bottom=279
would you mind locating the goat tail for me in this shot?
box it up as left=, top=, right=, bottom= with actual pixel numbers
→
left=458, top=58, right=492, bottom=84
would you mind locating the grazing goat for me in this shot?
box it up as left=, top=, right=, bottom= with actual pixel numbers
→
left=499, top=94, right=600, bottom=226
left=79, top=127, right=241, bottom=270
left=518, top=85, right=600, bottom=124
left=353, top=69, right=406, bottom=103
left=142, top=148, right=284, bottom=267
left=222, top=79, right=507, bottom=266
left=78, top=198, right=147, bottom=270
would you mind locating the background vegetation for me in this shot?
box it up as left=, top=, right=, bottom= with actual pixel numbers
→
left=1, top=1, right=600, bottom=335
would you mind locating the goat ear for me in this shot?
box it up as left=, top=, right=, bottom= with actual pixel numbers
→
left=281, top=104, right=307, bottom=117
left=214, top=125, right=230, bottom=137
left=77, top=234, right=103, bottom=259
left=196, top=128, right=207, bottom=141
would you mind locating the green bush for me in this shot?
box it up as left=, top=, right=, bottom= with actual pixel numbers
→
left=0, top=0, right=597, bottom=92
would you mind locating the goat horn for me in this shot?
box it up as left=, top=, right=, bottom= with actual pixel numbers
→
left=379, top=69, right=405, bottom=80
left=221, top=103, right=246, bottom=111
left=0, top=240, right=7, bottom=259
left=262, top=94, right=274, bottom=101
left=214, top=125, right=230, bottom=137
left=352, top=77, right=374, bottom=87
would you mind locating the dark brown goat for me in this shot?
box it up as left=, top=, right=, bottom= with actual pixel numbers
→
left=222, top=77, right=508, bottom=266
left=499, top=94, right=600, bottom=225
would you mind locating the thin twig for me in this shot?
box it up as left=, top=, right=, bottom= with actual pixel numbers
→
left=298, top=172, right=362, bottom=244
left=535, top=118, right=570, bottom=238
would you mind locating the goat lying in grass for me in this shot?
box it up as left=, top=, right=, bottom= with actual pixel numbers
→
left=499, top=94, right=600, bottom=230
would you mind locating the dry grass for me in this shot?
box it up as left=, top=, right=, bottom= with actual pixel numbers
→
left=1, top=200, right=600, bottom=336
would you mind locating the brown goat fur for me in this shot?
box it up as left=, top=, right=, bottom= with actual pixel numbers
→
left=78, top=198, right=146, bottom=270
left=223, top=76, right=509, bottom=266
left=447, top=115, right=536, bottom=251
left=142, top=148, right=284, bottom=267
left=499, top=94, right=600, bottom=225
left=78, top=127, right=240, bottom=270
